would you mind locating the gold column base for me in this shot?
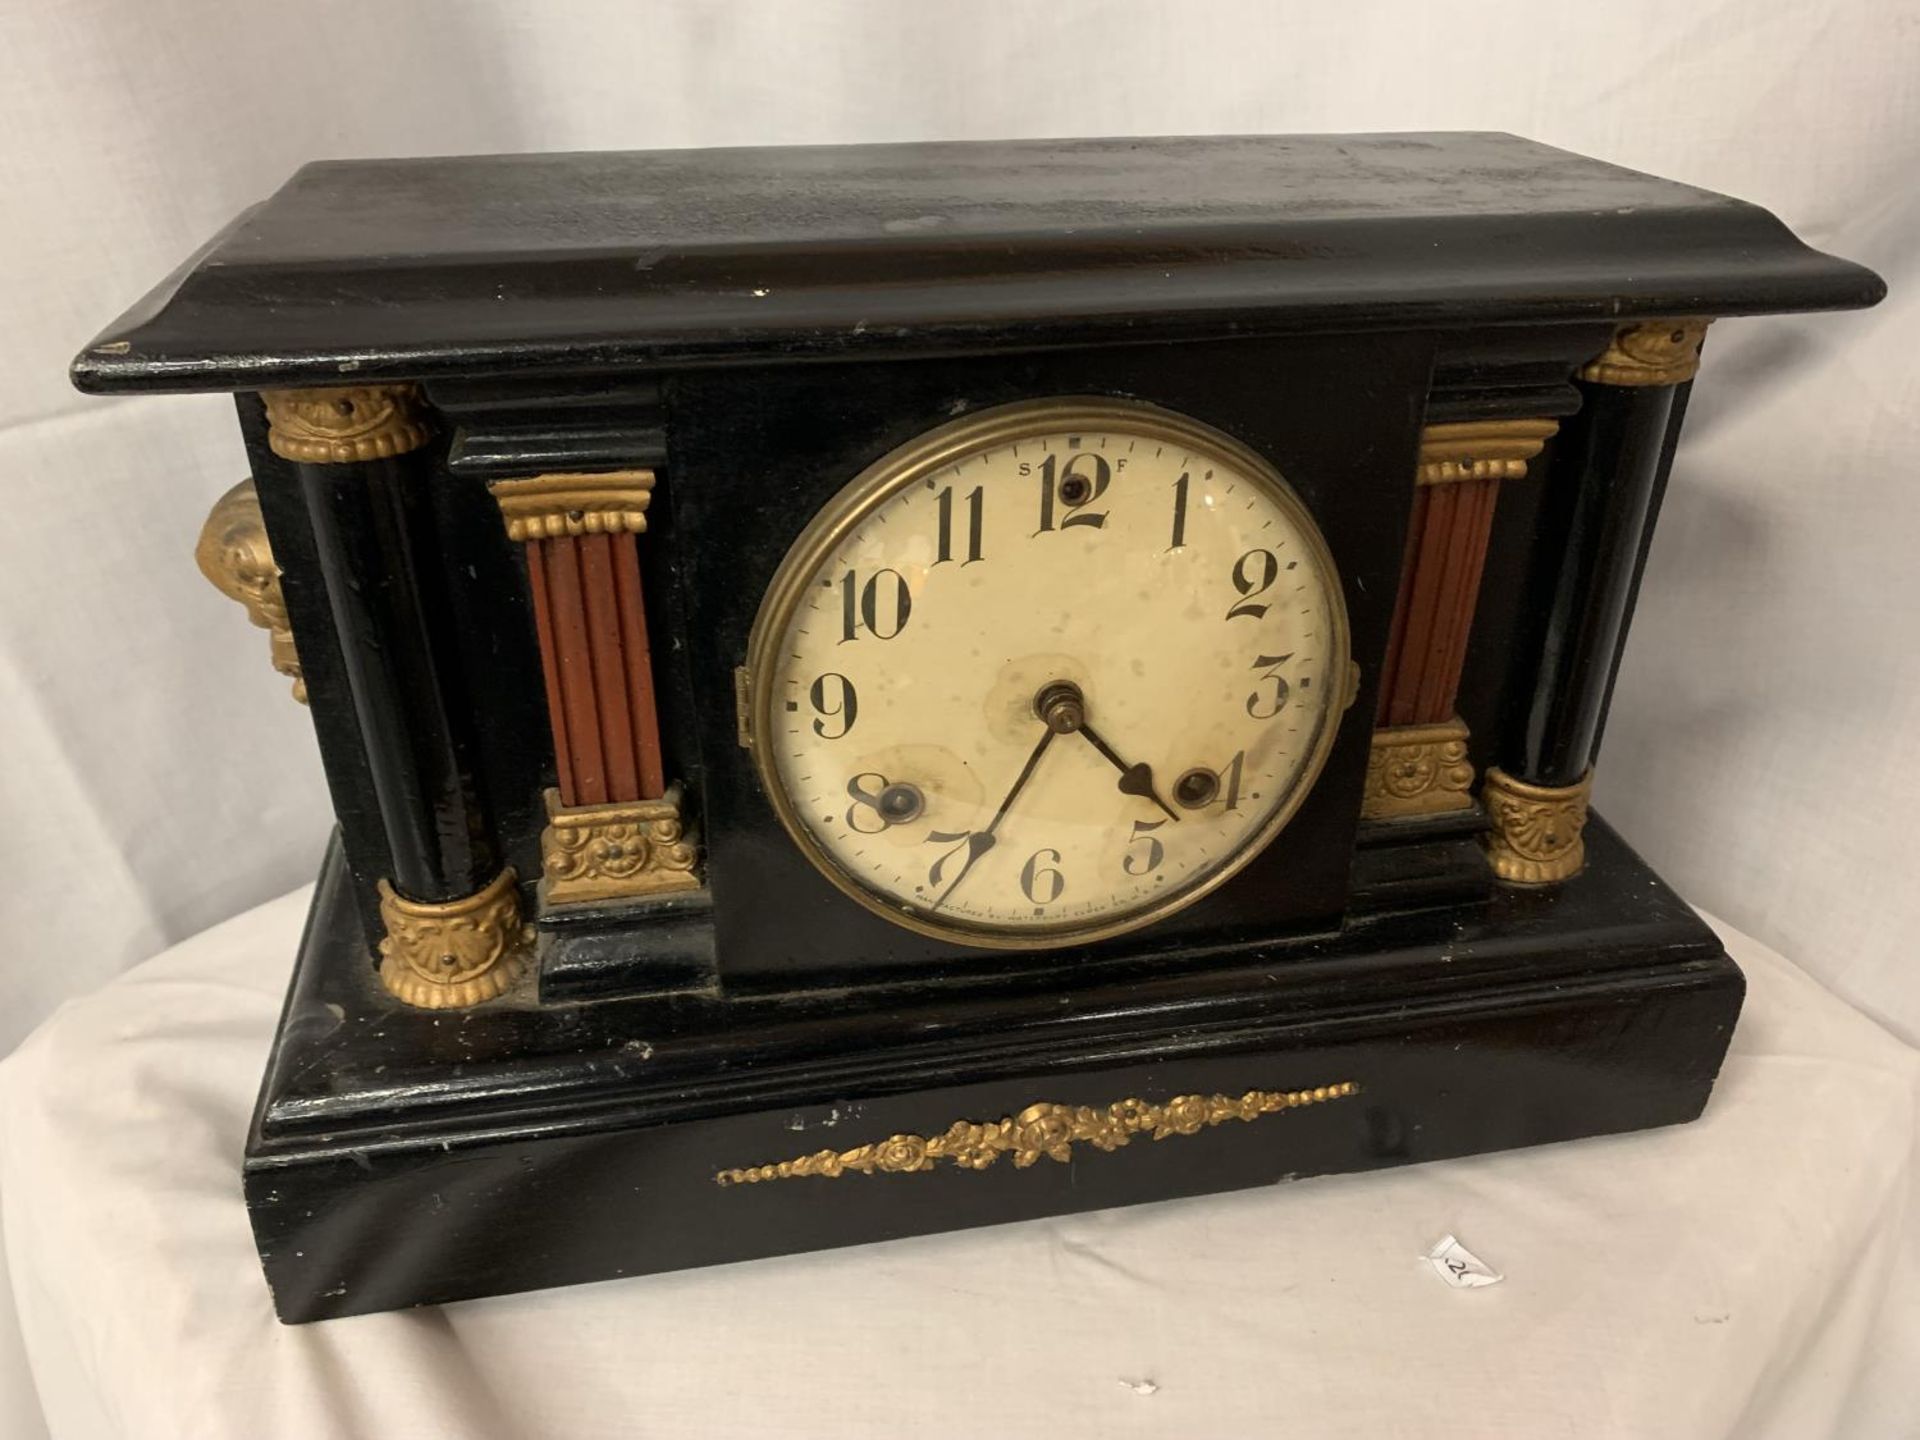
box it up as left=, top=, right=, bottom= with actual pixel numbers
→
left=540, top=785, right=702, bottom=906
left=377, top=868, right=533, bottom=1009
left=1363, top=718, right=1476, bottom=819
left=1481, top=767, right=1593, bottom=884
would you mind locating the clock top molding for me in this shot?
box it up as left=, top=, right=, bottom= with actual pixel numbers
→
left=73, top=132, right=1881, bottom=396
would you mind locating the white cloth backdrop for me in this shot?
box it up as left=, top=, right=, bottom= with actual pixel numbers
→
left=2, top=2, right=1918, bottom=1435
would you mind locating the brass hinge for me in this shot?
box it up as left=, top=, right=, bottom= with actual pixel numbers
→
left=734, top=665, right=753, bottom=749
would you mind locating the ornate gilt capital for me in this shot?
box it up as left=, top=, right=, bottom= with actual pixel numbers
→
left=1482, top=767, right=1592, bottom=884
left=376, top=867, right=533, bottom=1009
left=261, top=385, right=433, bottom=464
left=1579, top=319, right=1711, bottom=388
left=540, top=784, right=700, bottom=905
left=716, top=1081, right=1361, bottom=1187
left=1416, top=419, right=1559, bottom=486
left=489, top=470, right=655, bottom=542
left=1364, top=718, right=1475, bottom=818
left=194, top=479, right=305, bottom=703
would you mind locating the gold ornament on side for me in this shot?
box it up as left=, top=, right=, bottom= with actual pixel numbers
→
left=1579, top=319, right=1711, bottom=388
left=261, top=385, right=433, bottom=464
left=1482, top=767, right=1593, bottom=884
left=377, top=867, right=533, bottom=1009
left=489, top=470, right=655, bottom=541
left=1415, top=418, right=1560, bottom=486
left=194, top=478, right=306, bottom=703
left=540, top=785, right=701, bottom=905
left=714, top=1082, right=1361, bottom=1186
left=1363, top=718, right=1476, bottom=818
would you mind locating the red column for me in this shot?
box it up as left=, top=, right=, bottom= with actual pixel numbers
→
left=523, top=531, right=669, bottom=806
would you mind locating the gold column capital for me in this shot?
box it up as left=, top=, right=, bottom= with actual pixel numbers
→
left=1364, top=718, right=1475, bottom=818
left=377, top=867, right=533, bottom=1009
left=261, top=385, right=433, bottom=464
left=194, top=479, right=305, bottom=703
left=1416, top=418, right=1559, bottom=486
left=489, top=470, right=656, bottom=542
left=1482, top=767, right=1593, bottom=884
left=540, top=785, right=701, bottom=905
left=1579, top=319, right=1711, bottom=388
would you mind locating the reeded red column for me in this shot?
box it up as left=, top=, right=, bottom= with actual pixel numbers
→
left=492, top=471, right=699, bottom=904
left=1363, top=420, right=1557, bottom=819
left=525, top=528, right=668, bottom=805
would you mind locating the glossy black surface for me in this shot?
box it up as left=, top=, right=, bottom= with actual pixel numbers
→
left=1507, top=383, right=1683, bottom=786
left=297, top=452, right=495, bottom=900
left=72, top=134, right=1881, bottom=394
left=538, top=889, right=716, bottom=1003
left=247, top=817, right=1740, bottom=1322
left=1592, top=383, right=1696, bottom=763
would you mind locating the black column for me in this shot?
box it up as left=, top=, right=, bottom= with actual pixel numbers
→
left=1502, top=382, right=1686, bottom=787
left=297, top=451, right=494, bottom=903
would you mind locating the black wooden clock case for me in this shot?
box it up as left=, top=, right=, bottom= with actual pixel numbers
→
left=74, top=134, right=1883, bottom=1321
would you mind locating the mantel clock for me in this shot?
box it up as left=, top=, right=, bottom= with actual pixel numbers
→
left=76, top=133, right=1884, bottom=1322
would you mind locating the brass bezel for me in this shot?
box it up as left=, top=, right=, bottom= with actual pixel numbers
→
left=744, top=397, right=1353, bottom=950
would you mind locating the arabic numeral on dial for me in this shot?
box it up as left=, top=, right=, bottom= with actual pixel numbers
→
left=1246, top=653, right=1294, bottom=719
left=1034, top=452, right=1111, bottom=534
left=1226, top=548, right=1280, bottom=620
left=935, top=484, right=985, bottom=565
left=1168, top=471, right=1189, bottom=550
left=839, top=568, right=912, bottom=642
left=1123, top=819, right=1166, bottom=876
left=1019, top=847, right=1066, bottom=904
left=1220, top=748, right=1245, bottom=811
left=924, top=829, right=974, bottom=887
left=807, top=672, right=858, bottom=738
left=844, top=771, right=891, bottom=834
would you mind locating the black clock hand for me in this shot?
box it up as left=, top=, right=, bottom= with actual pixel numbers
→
left=1075, top=720, right=1181, bottom=823
left=929, top=724, right=1057, bottom=912
left=1032, top=679, right=1180, bottom=822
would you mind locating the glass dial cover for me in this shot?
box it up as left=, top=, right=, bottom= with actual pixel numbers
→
left=746, top=399, right=1351, bottom=949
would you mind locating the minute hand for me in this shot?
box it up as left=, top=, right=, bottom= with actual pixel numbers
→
left=1076, top=721, right=1180, bottom=823
left=929, top=725, right=1057, bottom=912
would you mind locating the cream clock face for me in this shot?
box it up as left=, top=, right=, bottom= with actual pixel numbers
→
left=746, top=399, right=1351, bottom=949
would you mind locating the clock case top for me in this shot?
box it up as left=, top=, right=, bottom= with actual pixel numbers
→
left=74, top=131, right=1880, bottom=394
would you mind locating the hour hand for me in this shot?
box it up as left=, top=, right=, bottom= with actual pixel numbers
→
left=1114, top=759, right=1180, bottom=822
left=1036, top=682, right=1180, bottom=823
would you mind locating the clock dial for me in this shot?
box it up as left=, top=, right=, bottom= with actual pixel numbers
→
left=747, top=399, right=1351, bottom=948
